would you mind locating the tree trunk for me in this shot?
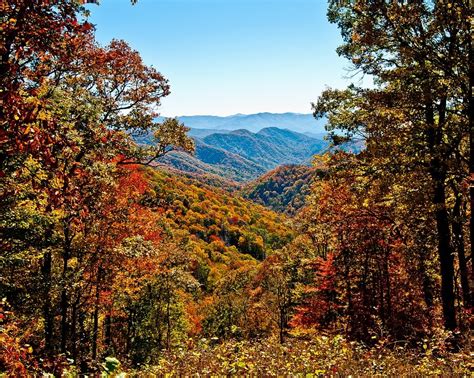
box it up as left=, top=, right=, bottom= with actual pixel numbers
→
left=279, top=303, right=286, bottom=344
left=60, top=222, right=72, bottom=353
left=126, top=307, right=134, bottom=355
left=343, top=248, right=353, bottom=334
left=279, top=316, right=284, bottom=344
left=92, top=267, right=102, bottom=360
left=452, top=194, right=471, bottom=309
left=60, top=283, right=69, bottom=352
left=432, top=176, right=457, bottom=330
left=425, top=86, right=457, bottom=330
left=79, top=310, right=88, bottom=374
left=105, top=313, right=112, bottom=352
left=71, top=299, right=78, bottom=362
left=166, top=287, right=171, bottom=351
left=384, top=248, right=392, bottom=327
left=468, top=7, right=474, bottom=312
left=41, top=250, right=54, bottom=355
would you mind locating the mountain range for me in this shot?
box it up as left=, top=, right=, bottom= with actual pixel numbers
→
left=158, top=127, right=329, bottom=182
left=159, top=112, right=326, bottom=135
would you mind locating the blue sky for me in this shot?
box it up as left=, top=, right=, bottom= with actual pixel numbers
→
left=87, top=0, right=354, bottom=116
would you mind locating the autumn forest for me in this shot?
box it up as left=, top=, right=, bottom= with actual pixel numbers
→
left=1, top=0, right=473, bottom=376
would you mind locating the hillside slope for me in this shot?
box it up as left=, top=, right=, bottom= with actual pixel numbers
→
left=242, top=165, right=325, bottom=215
left=159, top=138, right=265, bottom=182
left=202, top=128, right=327, bottom=170
left=158, top=127, right=328, bottom=182
left=143, top=169, right=294, bottom=287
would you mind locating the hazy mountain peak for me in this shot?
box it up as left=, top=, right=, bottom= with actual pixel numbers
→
left=230, top=129, right=254, bottom=136
left=158, top=112, right=326, bottom=134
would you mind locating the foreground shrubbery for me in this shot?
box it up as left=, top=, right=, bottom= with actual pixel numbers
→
left=3, top=334, right=471, bottom=376
left=132, top=335, right=472, bottom=376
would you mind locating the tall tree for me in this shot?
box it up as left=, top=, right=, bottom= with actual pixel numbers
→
left=315, top=0, right=472, bottom=330
left=1, top=0, right=194, bottom=363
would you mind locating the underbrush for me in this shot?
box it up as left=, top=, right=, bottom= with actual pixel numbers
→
left=131, top=335, right=472, bottom=376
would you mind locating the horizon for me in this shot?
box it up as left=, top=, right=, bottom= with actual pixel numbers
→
left=161, top=111, right=314, bottom=118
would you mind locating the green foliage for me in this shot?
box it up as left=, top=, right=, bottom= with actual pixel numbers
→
left=242, top=164, right=325, bottom=215
left=101, top=357, right=121, bottom=377
left=201, top=266, right=256, bottom=338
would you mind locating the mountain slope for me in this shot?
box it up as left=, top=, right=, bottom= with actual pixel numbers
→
left=242, top=165, right=325, bottom=215
left=202, top=128, right=327, bottom=170
left=144, top=168, right=294, bottom=267
left=157, top=127, right=328, bottom=182
left=159, top=138, right=266, bottom=182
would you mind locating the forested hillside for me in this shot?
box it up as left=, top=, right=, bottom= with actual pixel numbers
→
left=158, top=138, right=264, bottom=182
left=242, top=165, right=324, bottom=214
left=143, top=169, right=293, bottom=264
left=1, top=0, right=472, bottom=376
left=158, top=128, right=328, bottom=181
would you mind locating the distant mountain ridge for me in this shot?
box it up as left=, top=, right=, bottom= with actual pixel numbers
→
left=160, top=138, right=264, bottom=182
left=158, top=126, right=329, bottom=182
left=158, top=112, right=326, bottom=134
left=201, top=127, right=326, bottom=170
